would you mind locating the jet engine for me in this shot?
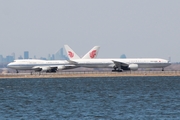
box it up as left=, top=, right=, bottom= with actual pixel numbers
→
left=41, top=66, right=52, bottom=72
left=58, top=65, right=66, bottom=70
left=128, top=64, right=138, bottom=71
left=33, top=66, right=57, bottom=72
left=113, top=64, right=138, bottom=71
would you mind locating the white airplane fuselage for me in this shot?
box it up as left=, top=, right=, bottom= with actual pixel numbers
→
left=7, top=59, right=73, bottom=71
left=63, top=44, right=170, bottom=71
left=72, top=58, right=170, bottom=69
left=7, top=58, right=171, bottom=72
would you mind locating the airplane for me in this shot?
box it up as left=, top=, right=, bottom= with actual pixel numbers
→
left=64, top=45, right=171, bottom=72
left=7, top=59, right=73, bottom=73
left=7, top=46, right=100, bottom=73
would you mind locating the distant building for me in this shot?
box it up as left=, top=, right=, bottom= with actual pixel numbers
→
left=11, top=53, right=15, bottom=60
left=34, top=55, right=36, bottom=59
left=120, top=54, right=126, bottom=59
left=0, top=54, right=14, bottom=65
left=169, top=57, right=171, bottom=62
left=54, top=48, right=68, bottom=60
left=18, top=55, right=23, bottom=59
left=0, top=55, right=3, bottom=63
left=47, top=54, right=55, bottom=60
left=24, top=51, right=29, bottom=59
left=52, top=54, right=55, bottom=60
left=6, top=56, right=14, bottom=63
left=48, top=54, right=51, bottom=60
left=40, top=57, right=47, bottom=60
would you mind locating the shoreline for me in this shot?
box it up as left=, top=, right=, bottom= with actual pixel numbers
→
left=0, top=71, right=180, bottom=78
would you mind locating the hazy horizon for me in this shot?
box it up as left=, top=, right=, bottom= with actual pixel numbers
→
left=1, top=1, right=180, bottom=62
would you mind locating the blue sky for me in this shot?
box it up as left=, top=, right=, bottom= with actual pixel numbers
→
left=0, top=0, right=180, bottom=62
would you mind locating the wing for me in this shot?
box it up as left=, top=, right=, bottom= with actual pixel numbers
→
left=33, top=64, right=79, bottom=72
left=60, top=64, right=79, bottom=70
left=67, top=60, right=78, bottom=64
left=112, top=60, right=129, bottom=68
left=112, top=60, right=139, bottom=71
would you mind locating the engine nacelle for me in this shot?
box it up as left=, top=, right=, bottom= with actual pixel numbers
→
left=128, top=64, right=138, bottom=71
left=33, top=66, right=57, bottom=72
left=41, top=66, right=51, bottom=72
left=58, top=65, right=66, bottom=70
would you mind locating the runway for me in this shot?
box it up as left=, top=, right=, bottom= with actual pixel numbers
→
left=0, top=71, right=180, bottom=78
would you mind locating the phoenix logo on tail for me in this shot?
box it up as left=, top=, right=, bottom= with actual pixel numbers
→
left=68, top=51, right=74, bottom=58
left=90, top=50, right=97, bottom=58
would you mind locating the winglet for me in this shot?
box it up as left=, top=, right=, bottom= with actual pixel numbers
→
left=82, top=46, right=100, bottom=59
left=64, top=45, right=81, bottom=60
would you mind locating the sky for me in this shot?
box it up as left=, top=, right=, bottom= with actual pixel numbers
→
left=0, top=0, right=180, bottom=62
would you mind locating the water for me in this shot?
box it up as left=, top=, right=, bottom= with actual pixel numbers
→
left=0, top=76, right=180, bottom=119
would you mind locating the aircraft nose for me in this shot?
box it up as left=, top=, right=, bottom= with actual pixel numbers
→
left=7, top=63, right=11, bottom=67
left=7, top=62, right=13, bottom=68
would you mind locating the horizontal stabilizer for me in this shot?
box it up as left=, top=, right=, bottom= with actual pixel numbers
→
left=112, top=60, right=128, bottom=67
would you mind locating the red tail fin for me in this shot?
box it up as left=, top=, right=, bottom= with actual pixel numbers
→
left=68, top=51, right=74, bottom=58
left=89, top=50, right=97, bottom=58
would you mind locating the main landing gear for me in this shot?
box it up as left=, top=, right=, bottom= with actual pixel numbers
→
left=112, top=67, right=123, bottom=72
left=16, top=70, right=19, bottom=73
left=162, top=68, right=164, bottom=71
left=112, top=69, right=123, bottom=72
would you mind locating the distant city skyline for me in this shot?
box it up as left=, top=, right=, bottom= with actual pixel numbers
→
left=0, top=47, right=68, bottom=66
left=0, top=47, right=177, bottom=63
left=0, top=1, right=180, bottom=62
